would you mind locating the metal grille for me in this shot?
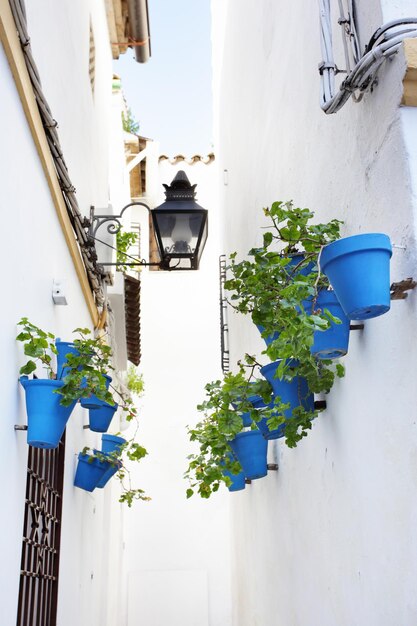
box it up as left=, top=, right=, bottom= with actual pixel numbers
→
left=219, top=255, right=230, bottom=373
left=16, top=436, right=66, bottom=626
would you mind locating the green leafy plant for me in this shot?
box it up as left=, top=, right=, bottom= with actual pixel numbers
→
left=122, top=107, right=140, bottom=134
left=186, top=201, right=346, bottom=497
left=116, top=229, right=139, bottom=273
left=126, top=365, right=145, bottom=396
left=224, top=201, right=345, bottom=435
left=83, top=437, right=150, bottom=507
left=85, top=382, right=150, bottom=506
left=16, top=318, right=57, bottom=378
left=185, top=361, right=275, bottom=498
left=57, top=328, right=115, bottom=407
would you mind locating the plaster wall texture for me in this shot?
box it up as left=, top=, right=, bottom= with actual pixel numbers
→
left=0, top=2, right=126, bottom=624
left=212, top=1, right=417, bottom=625
left=122, top=156, right=233, bottom=626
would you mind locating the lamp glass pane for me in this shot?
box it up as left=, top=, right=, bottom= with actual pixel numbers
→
left=156, top=212, right=204, bottom=257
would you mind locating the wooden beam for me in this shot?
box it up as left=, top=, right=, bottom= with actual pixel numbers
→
left=0, top=0, right=99, bottom=325
left=402, top=38, right=417, bottom=107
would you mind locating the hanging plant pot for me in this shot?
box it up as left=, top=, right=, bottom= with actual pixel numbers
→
left=304, top=290, right=350, bottom=359
left=55, top=339, right=80, bottom=379
left=20, top=377, right=77, bottom=449
left=80, top=374, right=112, bottom=409
left=88, top=402, right=118, bottom=433
left=319, top=233, right=392, bottom=320
left=222, top=466, right=246, bottom=492
left=96, top=458, right=122, bottom=489
left=74, top=452, right=111, bottom=492
left=284, top=253, right=315, bottom=278
left=232, top=385, right=270, bottom=427
left=228, top=430, right=268, bottom=480
left=254, top=254, right=316, bottom=345
left=258, top=361, right=314, bottom=440
left=221, top=453, right=245, bottom=492
left=255, top=325, right=280, bottom=346
left=101, top=434, right=126, bottom=455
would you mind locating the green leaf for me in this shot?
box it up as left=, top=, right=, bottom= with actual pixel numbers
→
left=20, top=361, right=37, bottom=375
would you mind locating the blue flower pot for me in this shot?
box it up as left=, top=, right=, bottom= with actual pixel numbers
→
left=255, top=254, right=315, bottom=345
left=284, top=253, right=315, bottom=277
left=74, top=452, right=110, bottom=492
left=228, top=430, right=268, bottom=480
left=259, top=361, right=314, bottom=440
left=80, top=374, right=112, bottom=409
left=256, top=325, right=280, bottom=346
left=20, top=377, right=76, bottom=449
left=221, top=454, right=245, bottom=492
left=232, top=393, right=265, bottom=427
left=55, top=339, right=80, bottom=379
left=222, top=467, right=246, bottom=492
left=101, top=434, right=126, bottom=455
left=88, top=402, right=118, bottom=433
left=320, top=233, right=392, bottom=320
left=303, top=290, right=350, bottom=359
left=96, top=457, right=122, bottom=489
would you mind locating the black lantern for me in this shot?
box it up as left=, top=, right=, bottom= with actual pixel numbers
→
left=88, top=170, right=208, bottom=272
left=151, top=171, right=208, bottom=270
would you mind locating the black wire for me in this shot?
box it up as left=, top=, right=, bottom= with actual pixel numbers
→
left=366, top=18, right=417, bottom=52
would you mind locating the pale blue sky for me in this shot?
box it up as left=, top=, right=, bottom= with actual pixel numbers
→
left=113, top=0, right=212, bottom=156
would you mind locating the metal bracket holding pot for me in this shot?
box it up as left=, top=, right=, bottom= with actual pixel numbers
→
left=390, top=278, right=417, bottom=300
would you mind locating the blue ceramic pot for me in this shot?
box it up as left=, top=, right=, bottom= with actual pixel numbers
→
left=222, top=467, right=246, bottom=492
left=233, top=391, right=268, bottom=427
left=96, top=457, right=122, bottom=489
left=74, top=452, right=110, bottom=492
left=89, top=402, right=118, bottom=433
left=80, top=374, right=112, bottom=409
left=258, top=361, right=314, bottom=439
left=101, top=434, right=126, bottom=455
left=320, top=233, right=392, bottom=320
left=221, top=454, right=245, bottom=492
left=255, top=254, right=316, bottom=346
left=303, top=290, right=350, bottom=359
left=20, top=377, right=76, bottom=449
left=228, top=430, right=268, bottom=480
left=55, top=339, right=80, bottom=379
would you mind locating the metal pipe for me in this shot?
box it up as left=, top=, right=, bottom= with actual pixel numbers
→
left=127, top=0, right=151, bottom=63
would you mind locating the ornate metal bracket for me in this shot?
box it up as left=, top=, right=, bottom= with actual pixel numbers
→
left=88, top=201, right=151, bottom=238
left=390, top=278, right=416, bottom=300
left=88, top=201, right=163, bottom=268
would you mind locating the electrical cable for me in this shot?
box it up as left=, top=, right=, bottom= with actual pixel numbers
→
left=319, top=0, right=417, bottom=114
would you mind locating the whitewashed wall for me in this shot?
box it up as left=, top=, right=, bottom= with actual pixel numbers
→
left=212, top=1, right=417, bottom=625
left=0, top=1, right=126, bottom=624
left=122, top=155, right=233, bottom=626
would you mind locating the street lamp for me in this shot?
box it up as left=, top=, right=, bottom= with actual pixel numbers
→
left=89, top=170, right=208, bottom=271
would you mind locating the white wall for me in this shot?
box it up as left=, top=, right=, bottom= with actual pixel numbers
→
left=212, top=1, right=417, bottom=625
left=0, top=1, right=126, bottom=624
left=122, top=156, right=233, bottom=626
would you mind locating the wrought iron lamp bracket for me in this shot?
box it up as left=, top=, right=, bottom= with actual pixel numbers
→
left=88, top=201, right=151, bottom=239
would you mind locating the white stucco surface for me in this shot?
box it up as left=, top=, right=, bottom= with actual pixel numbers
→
left=212, top=1, right=417, bottom=625
left=0, top=2, right=127, bottom=624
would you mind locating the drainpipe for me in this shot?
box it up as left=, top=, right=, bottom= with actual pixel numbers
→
left=127, top=0, right=151, bottom=63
